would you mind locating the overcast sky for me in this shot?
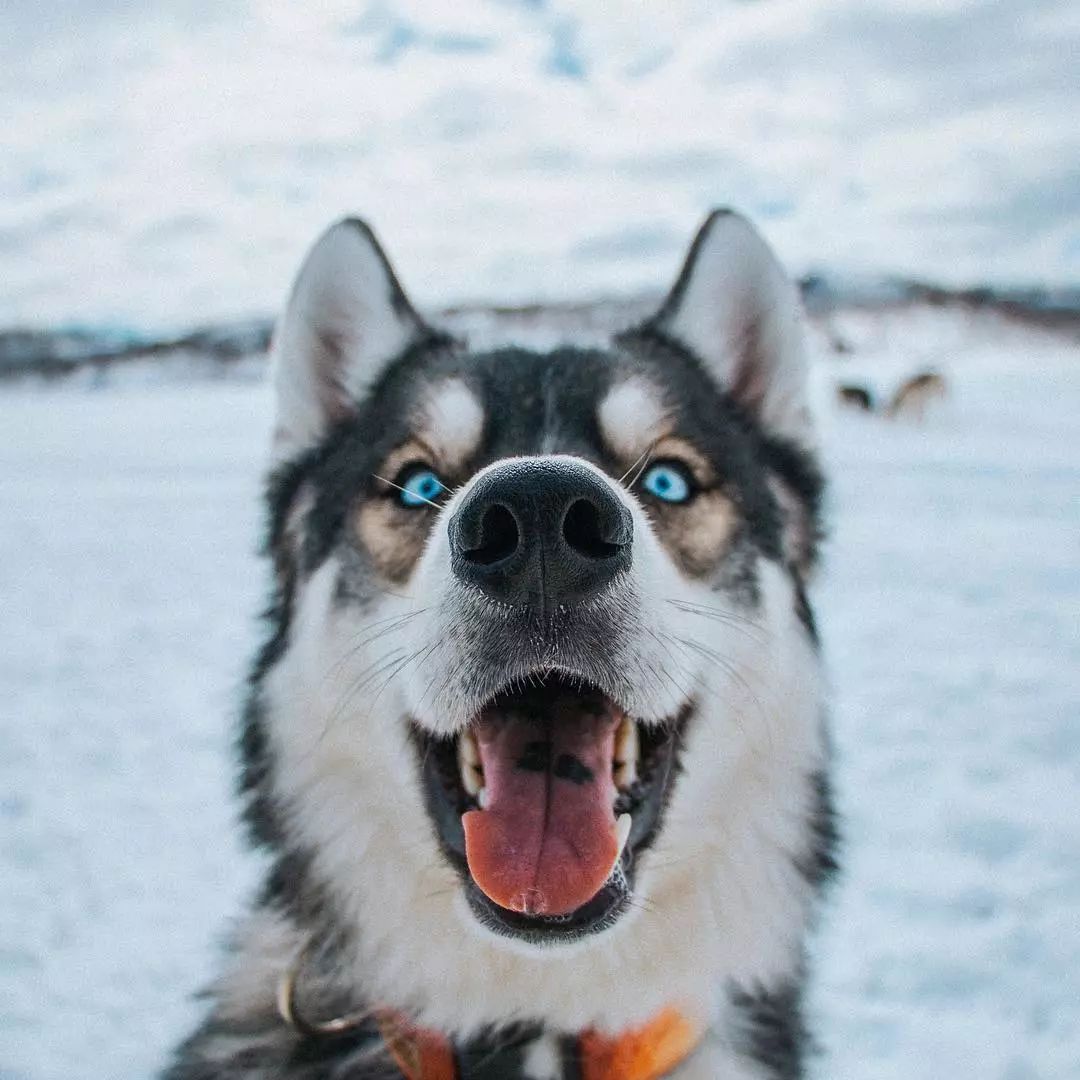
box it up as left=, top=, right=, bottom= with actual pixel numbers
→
left=1, top=0, right=1077, bottom=329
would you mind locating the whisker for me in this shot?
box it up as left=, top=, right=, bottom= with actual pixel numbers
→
left=641, top=627, right=696, bottom=705
left=664, top=598, right=769, bottom=645
left=664, top=597, right=767, bottom=626
left=618, top=444, right=653, bottom=486
left=626, top=445, right=657, bottom=491
left=322, top=648, right=409, bottom=737
left=323, top=609, right=428, bottom=686
left=670, top=632, right=770, bottom=741
left=410, top=639, right=452, bottom=716
left=366, top=646, right=430, bottom=713
left=372, top=474, right=442, bottom=510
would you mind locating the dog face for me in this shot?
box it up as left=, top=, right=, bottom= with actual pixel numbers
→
left=248, top=213, right=827, bottom=1030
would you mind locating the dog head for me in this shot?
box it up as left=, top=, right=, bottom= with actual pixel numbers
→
left=248, top=212, right=827, bottom=1028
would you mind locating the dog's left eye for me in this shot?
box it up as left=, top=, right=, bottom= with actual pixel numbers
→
left=396, top=466, right=445, bottom=508
left=642, top=462, right=693, bottom=503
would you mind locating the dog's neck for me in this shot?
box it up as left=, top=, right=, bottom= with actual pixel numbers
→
left=311, top=1004, right=702, bottom=1080
left=275, top=941, right=704, bottom=1078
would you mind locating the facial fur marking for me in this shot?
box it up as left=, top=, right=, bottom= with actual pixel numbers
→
left=415, top=377, right=484, bottom=471
left=354, top=497, right=430, bottom=584
left=625, top=433, right=742, bottom=582
left=662, top=491, right=742, bottom=578
left=597, top=376, right=672, bottom=462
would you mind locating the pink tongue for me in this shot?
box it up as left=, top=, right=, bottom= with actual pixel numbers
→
left=462, top=697, right=620, bottom=916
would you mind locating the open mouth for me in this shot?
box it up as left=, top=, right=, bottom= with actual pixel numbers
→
left=413, top=674, right=690, bottom=944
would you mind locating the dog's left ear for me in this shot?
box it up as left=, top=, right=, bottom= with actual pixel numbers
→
left=628, top=209, right=812, bottom=445
left=271, top=218, right=436, bottom=460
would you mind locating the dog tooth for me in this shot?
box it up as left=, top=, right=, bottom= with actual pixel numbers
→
left=477, top=786, right=489, bottom=810
left=616, top=813, right=632, bottom=856
left=458, top=732, right=483, bottom=795
left=457, top=738, right=483, bottom=799
left=461, top=767, right=481, bottom=797
left=615, top=717, right=639, bottom=765
left=459, top=729, right=480, bottom=767
left=614, top=718, right=639, bottom=789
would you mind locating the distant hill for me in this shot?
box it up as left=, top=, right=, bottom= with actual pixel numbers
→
left=2, top=278, right=1077, bottom=381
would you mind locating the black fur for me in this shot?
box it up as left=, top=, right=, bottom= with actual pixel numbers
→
left=165, top=1018, right=395, bottom=1080
left=802, top=769, right=841, bottom=891
left=792, top=575, right=819, bottom=645
left=730, top=980, right=810, bottom=1080
left=454, top=1023, right=544, bottom=1079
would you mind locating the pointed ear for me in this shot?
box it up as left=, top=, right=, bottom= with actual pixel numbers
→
left=631, top=210, right=812, bottom=444
left=270, top=218, right=436, bottom=459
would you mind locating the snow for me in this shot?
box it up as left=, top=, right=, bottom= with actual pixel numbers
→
left=2, top=0, right=1078, bottom=331
left=1, top=307, right=1079, bottom=1079
left=807, top=312, right=1080, bottom=1079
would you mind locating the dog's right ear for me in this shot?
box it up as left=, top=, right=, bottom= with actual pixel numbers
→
left=623, top=209, right=812, bottom=446
left=270, top=219, right=433, bottom=460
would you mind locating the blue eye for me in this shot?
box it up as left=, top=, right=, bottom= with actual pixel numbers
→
left=642, top=462, right=692, bottom=503
left=397, top=467, right=444, bottom=508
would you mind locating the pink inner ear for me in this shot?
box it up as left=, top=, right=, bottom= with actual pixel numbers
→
left=638, top=209, right=811, bottom=445
left=272, top=218, right=426, bottom=458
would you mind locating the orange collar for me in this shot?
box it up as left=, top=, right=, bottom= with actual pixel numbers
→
left=376, top=1006, right=700, bottom=1080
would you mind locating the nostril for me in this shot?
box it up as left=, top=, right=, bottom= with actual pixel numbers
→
left=562, top=498, right=623, bottom=560
left=463, top=504, right=519, bottom=566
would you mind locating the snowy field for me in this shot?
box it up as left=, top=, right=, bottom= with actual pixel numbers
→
left=2, top=306, right=1079, bottom=1079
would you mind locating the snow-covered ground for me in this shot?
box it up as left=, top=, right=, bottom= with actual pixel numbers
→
left=1, top=306, right=1079, bottom=1079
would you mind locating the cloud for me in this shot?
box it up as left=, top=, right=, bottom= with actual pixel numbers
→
left=0, top=0, right=1075, bottom=327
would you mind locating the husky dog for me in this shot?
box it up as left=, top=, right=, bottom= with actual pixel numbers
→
left=835, top=384, right=874, bottom=413
left=165, top=210, right=836, bottom=1080
left=887, top=371, right=947, bottom=421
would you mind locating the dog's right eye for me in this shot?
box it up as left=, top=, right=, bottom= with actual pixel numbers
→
left=395, top=465, right=446, bottom=509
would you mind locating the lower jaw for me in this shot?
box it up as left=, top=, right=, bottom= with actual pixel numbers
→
left=462, top=863, right=633, bottom=946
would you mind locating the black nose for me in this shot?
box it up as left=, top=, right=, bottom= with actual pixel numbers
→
left=448, top=458, right=633, bottom=611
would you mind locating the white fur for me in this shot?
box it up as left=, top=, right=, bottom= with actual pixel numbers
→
left=415, top=377, right=485, bottom=469
left=597, top=376, right=671, bottom=462
left=225, top=454, right=826, bottom=1048
left=656, top=211, right=814, bottom=446
left=271, top=220, right=423, bottom=460
left=670, top=1035, right=772, bottom=1080
left=522, top=1033, right=561, bottom=1080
